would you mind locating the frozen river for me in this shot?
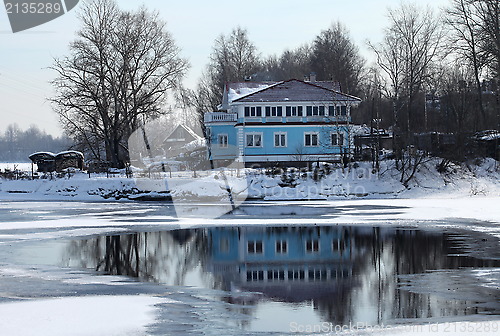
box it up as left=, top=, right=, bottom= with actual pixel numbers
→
left=0, top=200, right=499, bottom=335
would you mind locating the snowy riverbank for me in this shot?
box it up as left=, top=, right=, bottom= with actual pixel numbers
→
left=0, top=158, right=499, bottom=202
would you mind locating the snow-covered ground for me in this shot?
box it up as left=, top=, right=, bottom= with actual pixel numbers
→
left=0, top=158, right=498, bottom=202
left=0, top=295, right=164, bottom=336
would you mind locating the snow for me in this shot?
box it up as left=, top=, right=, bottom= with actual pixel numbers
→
left=0, top=295, right=164, bottom=336
left=227, top=84, right=273, bottom=102
left=0, top=162, right=33, bottom=171
left=1, top=158, right=498, bottom=203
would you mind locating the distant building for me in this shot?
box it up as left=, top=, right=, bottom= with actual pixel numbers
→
left=204, top=79, right=362, bottom=167
left=163, top=124, right=204, bottom=158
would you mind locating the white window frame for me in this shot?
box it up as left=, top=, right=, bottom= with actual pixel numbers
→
left=246, top=132, right=263, bottom=147
left=286, top=106, right=302, bottom=117
left=247, top=270, right=264, bottom=282
left=305, top=239, right=320, bottom=254
left=218, top=134, right=228, bottom=148
left=266, top=106, right=283, bottom=117
left=273, top=132, right=287, bottom=147
left=275, top=240, right=288, bottom=254
left=245, top=106, right=262, bottom=117
left=330, top=132, right=344, bottom=146
left=304, top=132, right=319, bottom=147
left=247, top=240, right=263, bottom=254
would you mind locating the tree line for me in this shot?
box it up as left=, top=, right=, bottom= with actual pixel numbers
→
left=51, top=0, right=500, bottom=167
left=0, top=124, right=71, bottom=162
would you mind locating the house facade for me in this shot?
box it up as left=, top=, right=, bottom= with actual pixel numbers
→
left=204, top=79, right=362, bottom=167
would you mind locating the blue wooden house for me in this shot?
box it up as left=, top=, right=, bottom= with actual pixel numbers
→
left=204, top=79, right=362, bottom=167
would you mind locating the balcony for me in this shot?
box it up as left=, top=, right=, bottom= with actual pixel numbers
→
left=204, top=112, right=237, bottom=123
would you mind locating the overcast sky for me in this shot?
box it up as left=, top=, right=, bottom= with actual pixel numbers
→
left=0, top=0, right=450, bottom=136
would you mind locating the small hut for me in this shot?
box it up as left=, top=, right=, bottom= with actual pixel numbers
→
left=29, top=151, right=84, bottom=173
left=28, top=152, right=56, bottom=172
left=55, top=151, right=84, bottom=171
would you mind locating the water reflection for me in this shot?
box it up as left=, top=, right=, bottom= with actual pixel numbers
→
left=62, top=225, right=500, bottom=328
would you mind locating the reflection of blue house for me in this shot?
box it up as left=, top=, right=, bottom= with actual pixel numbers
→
left=206, top=226, right=354, bottom=301
left=204, top=79, right=362, bottom=167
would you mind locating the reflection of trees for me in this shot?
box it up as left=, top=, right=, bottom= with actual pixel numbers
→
left=63, top=225, right=500, bottom=328
left=63, top=229, right=210, bottom=285
left=314, top=227, right=500, bottom=325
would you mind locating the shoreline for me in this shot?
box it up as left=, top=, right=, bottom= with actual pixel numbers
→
left=0, top=158, right=499, bottom=202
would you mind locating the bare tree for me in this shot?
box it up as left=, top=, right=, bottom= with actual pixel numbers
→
left=446, top=0, right=487, bottom=130
left=474, top=0, right=500, bottom=80
left=195, top=27, right=261, bottom=117
left=311, top=22, right=366, bottom=96
left=263, top=44, right=312, bottom=81
left=50, top=0, right=188, bottom=168
left=369, top=3, right=445, bottom=140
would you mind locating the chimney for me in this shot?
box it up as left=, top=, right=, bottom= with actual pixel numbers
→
left=309, top=72, right=317, bottom=82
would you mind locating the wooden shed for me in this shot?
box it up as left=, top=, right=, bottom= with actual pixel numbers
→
left=29, top=151, right=84, bottom=173
left=28, top=152, right=56, bottom=172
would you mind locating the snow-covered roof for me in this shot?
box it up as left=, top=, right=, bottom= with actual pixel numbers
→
left=163, top=124, right=203, bottom=144
left=227, top=82, right=276, bottom=103
left=55, top=151, right=84, bottom=159
left=29, top=151, right=84, bottom=162
left=182, top=137, right=206, bottom=152
left=231, top=79, right=362, bottom=104
left=218, top=82, right=276, bottom=110
left=29, top=152, right=56, bottom=159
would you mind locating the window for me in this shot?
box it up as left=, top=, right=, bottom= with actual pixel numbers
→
left=275, top=240, right=287, bottom=254
left=288, top=269, right=305, bottom=281
left=218, top=134, right=228, bottom=148
left=306, top=106, right=324, bottom=116
left=328, top=106, right=335, bottom=116
left=331, top=133, right=344, bottom=146
left=267, top=270, right=285, bottom=281
left=247, top=270, right=264, bottom=282
left=246, top=133, right=262, bottom=147
left=274, top=132, right=287, bottom=147
left=333, top=105, right=346, bottom=116
left=244, top=106, right=262, bottom=117
left=304, top=132, right=318, bottom=147
left=247, top=240, right=263, bottom=254
left=332, top=239, right=346, bottom=252
left=285, top=106, right=302, bottom=117
left=308, top=269, right=328, bottom=281
left=340, top=106, right=347, bottom=116
left=306, top=239, right=320, bottom=253
left=266, top=106, right=282, bottom=117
